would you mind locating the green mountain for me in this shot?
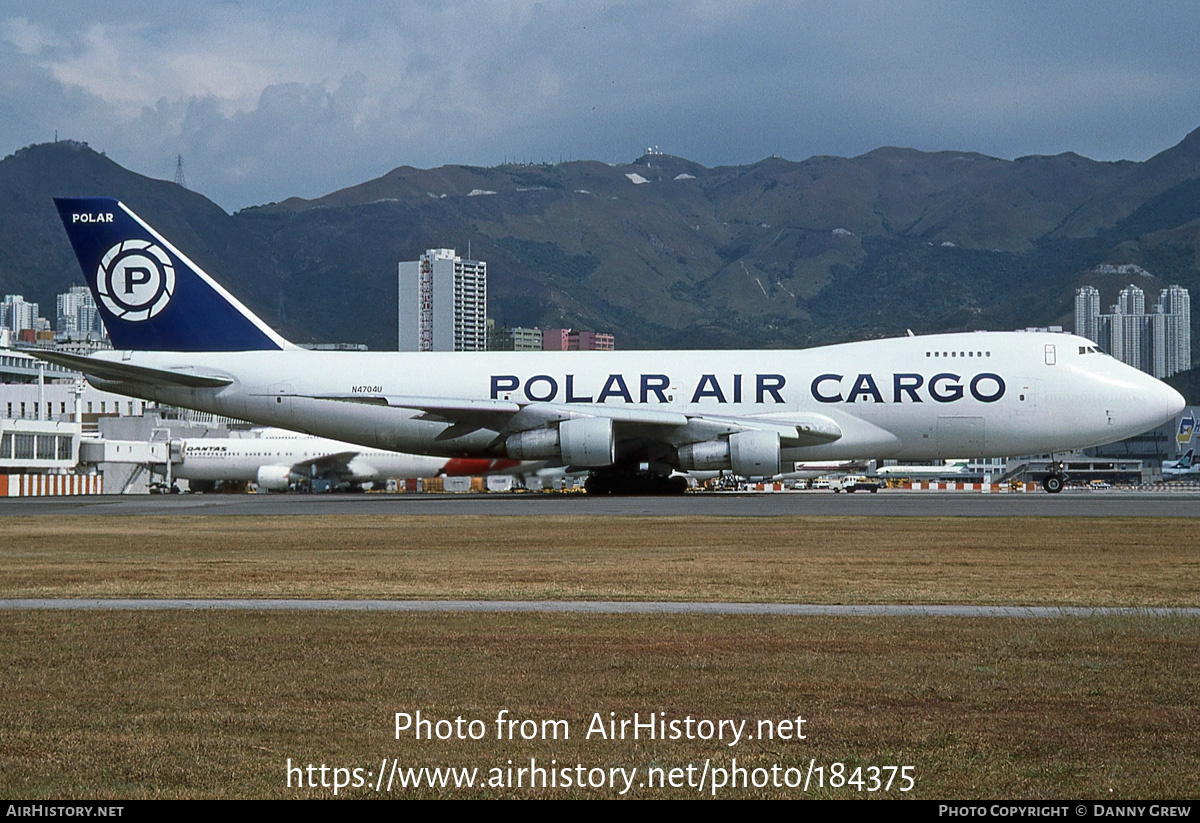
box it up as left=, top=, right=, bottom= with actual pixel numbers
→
left=4, top=129, right=1200, bottom=351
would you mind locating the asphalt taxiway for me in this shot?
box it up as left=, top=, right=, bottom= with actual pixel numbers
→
left=1, top=490, right=1197, bottom=517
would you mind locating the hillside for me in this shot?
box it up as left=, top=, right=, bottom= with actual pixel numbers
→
left=4, top=129, right=1200, bottom=350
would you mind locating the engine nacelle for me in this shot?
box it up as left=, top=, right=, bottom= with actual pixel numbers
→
left=560, top=417, right=615, bottom=466
left=676, top=439, right=731, bottom=472
left=505, top=427, right=561, bottom=460
left=255, top=464, right=293, bottom=491
left=677, top=430, right=781, bottom=478
left=730, top=430, right=781, bottom=477
left=505, top=418, right=615, bottom=466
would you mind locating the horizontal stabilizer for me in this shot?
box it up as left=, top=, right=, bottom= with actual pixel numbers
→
left=23, top=349, right=233, bottom=388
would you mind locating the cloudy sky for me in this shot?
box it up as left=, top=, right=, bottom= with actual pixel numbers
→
left=3, top=1, right=1198, bottom=210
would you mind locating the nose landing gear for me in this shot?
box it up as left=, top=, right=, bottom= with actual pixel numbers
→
left=1042, top=460, right=1067, bottom=493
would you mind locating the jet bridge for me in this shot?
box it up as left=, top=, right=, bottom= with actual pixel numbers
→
left=78, top=436, right=182, bottom=494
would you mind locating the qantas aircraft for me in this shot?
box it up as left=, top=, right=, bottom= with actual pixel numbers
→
left=170, top=428, right=536, bottom=492
left=38, top=197, right=1185, bottom=495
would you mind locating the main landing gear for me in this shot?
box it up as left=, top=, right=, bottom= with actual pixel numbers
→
left=1042, top=460, right=1067, bottom=494
left=584, top=471, right=689, bottom=496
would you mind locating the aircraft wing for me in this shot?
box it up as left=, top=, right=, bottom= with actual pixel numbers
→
left=288, top=451, right=361, bottom=482
left=316, top=394, right=523, bottom=415
left=21, top=348, right=234, bottom=389
left=313, top=393, right=842, bottom=446
left=692, top=412, right=843, bottom=447
left=313, top=393, right=526, bottom=440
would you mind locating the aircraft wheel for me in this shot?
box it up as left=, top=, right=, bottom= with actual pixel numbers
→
left=588, top=474, right=628, bottom=495
left=1042, top=475, right=1064, bottom=494
left=587, top=473, right=684, bottom=496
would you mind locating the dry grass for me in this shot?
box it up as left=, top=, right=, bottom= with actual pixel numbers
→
left=1, top=514, right=1197, bottom=799
left=2, top=611, right=1197, bottom=799
left=0, top=515, right=1196, bottom=606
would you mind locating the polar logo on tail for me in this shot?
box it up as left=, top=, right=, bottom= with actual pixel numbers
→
left=97, top=239, right=175, bottom=321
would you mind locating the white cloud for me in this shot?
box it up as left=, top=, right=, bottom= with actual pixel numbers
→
left=2, top=1, right=1199, bottom=209
left=1, top=16, right=61, bottom=54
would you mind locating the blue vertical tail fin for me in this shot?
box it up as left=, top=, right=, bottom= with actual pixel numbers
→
left=54, top=197, right=292, bottom=352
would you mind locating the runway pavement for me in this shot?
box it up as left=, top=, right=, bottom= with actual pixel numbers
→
left=1, top=489, right=1198, bottom=517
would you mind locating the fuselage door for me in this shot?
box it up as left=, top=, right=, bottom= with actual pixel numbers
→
left=267, top=381, right=295, bottom=421
left=1013, top=378, right=1041, bottom=417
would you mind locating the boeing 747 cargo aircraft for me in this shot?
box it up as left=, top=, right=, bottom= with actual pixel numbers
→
left=37, top=197, right=1185, bottom=494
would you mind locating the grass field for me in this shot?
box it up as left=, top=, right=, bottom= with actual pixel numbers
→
left=1, top=515, right=1197, bottom=605
left=1, top=515, right=1198, bottom=799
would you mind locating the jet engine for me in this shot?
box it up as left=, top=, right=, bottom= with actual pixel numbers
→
left=677, top=430, right=781, bottom=478
left=505, top=417, right=615, bottom=466
left=255, top=464, right=293, bottom=491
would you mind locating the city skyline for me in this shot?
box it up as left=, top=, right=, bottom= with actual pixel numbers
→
left=1075, top=283, right=1191, bottom=378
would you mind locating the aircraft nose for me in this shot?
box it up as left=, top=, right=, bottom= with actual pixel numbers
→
left=1164, top=382, right=1186, bottom=422
left=1111, top=367, right=1187, bottom=439
left=1140, top=370, right=1187, bottom=427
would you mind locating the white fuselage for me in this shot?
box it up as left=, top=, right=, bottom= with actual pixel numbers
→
left=173, top=429, right=533, bottom=484
left=875, top=461, right=969, bottom=478
left=88, top=331, right=1184, bottom=464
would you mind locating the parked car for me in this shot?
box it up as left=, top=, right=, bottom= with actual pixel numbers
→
left=832, top=475, right=883, bottom=493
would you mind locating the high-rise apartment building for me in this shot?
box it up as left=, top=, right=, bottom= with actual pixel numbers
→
left=56, top=286, right=105, bottom=339
left=398, top=248, right=487, bottom=352
left=1074, top=286, right=1100, bottom=344
left=2, top=294, right=40, bottom=334
left=1158, top=285, right=1191, bottom=377
left=1074, top=283, right=1191, bottom=378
